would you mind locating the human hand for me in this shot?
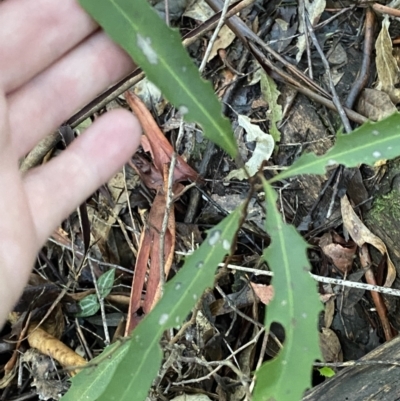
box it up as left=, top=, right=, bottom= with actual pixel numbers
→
left=0, top=0, right=141, bottom=326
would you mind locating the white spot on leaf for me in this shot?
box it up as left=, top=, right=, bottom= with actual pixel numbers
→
left=372, top=130, right=380, bottom=135
left=175, top=282, right=182, bottom=290
left=373, top=151, right=381, bottom=158
left=179, top=106, right=189, bottom=115
left=222, top=239, right=231, bottom=251
left=159, top=313, right=169, bottom=325
left=208, top=230, right=221, bottom=246
left=137, top=34, right=158, bottom=64
left=281, top=300, right=287, bottom=306
left=196, top=261, right=204, bottom=269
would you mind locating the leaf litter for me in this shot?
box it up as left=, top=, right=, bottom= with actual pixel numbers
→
left=5, top=1, right=400, bottom=401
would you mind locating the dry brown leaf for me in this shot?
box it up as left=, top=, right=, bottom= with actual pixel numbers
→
left=250, top=282, right=274, bottom=305
left=376, top=15, right=400, bottom=103
left=340, top=195, right=396, bottom=287
left=124, top=92, right=200, bottom=334
left=125, top=91, right=198, bottom=183
left=319, top=327, right=343, bottom=363
left=207, top=25, right=236, bottom=61
left=324, top=297, right=335, bottom=329
left=319, top=231, right=357, bottom=274
left=357, top=88, right=397, bottom=121
left=125, top=187, right=176, bottom=333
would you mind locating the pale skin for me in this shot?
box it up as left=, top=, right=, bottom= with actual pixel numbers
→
left=0, top=0, right=142, bottom=326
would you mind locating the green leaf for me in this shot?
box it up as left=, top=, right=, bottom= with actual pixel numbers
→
left=97, top=268, right=115, bottom=299
left=65, top=206, right=243, bottom=401
left=61, top=340, right=130, bottom=401
left=79, top=0, right=238, bottom=157
left=253, top=180, right=322, bottom=401
left=76, top=294, right=100, bottom=318
left=260, top=70, right=282, bottom=142
left=271, top=112, right=400, bottom=182
left=318, top=366, right=335, bottom=378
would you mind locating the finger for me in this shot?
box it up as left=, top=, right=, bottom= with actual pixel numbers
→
left=0, top=0, right=97, bottom=93
left=8, top=31, right=134, bottom=157
left=23, top=109, right=142, bottom=245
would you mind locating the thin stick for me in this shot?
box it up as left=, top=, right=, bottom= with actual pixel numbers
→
left=159, top=119, right=185, bottom=292
left=305, top=12, right=352, bottom=133
left=89, top=260, right=110, bottom=345
left=199, top=0, right=232, bottom=73
left=175, top=256, right=400, bottom=297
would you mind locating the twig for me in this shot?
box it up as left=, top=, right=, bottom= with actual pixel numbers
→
left=215, top=284, right=264, bottom=329
left=359, top=244, right=393, bottom=341
left=123, top=166, right=141, bottom=249
left=74, top=318, right=93, bottom=360
left=372, top=2, right=400, bottom=18
left=199, top=0, right=232, bottom=73
left=174, top=257, right=400, bottom=297
left=159, top=119, right=185, bottom=292
left=88, top=260, right=110, bottom=345
left=175, top=356, right=251, bottom=397
left=165, top=0, right=170, bottom=26
left=345, top=8, right=375, bottom=109
left=305, top=12, right=352, bottom=133
left=299, top=0, right=313, bottom=79
left=314, top=359, right=400, bottom=368
left=249, top=330, right=269, bottom=394
left=48, top=237, right=134, bottom=274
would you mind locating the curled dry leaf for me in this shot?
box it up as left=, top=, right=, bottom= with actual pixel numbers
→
left=375, top=15, right=400, bottom=104
left=319, top=327, right=343, bottom=363
left=124, top=91, right=199, bottom=333
left=319, top=231, right=357, bottom=274
left=340, top=195, right=396, bottom=287
left=126, top=91, right=199, bottom=184
left=225, top=114, right=274, bottom=180
left=28, top=327, right=86, bottom=376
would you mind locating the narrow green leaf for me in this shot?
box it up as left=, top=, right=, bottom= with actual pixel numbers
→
left=253, top=180, right=322, bottom=401
left=260, top=70, right=282, bottom=142
left=61, top=340, right=130, bottom=401
left=64, top=206, right=243, bottom=401
left=318, top=366, right=335, bottom=378
left=97, top=268, right=115, bottom=299
left=271, top=112, right=400, bottom=182
left=76, top=294, right=100, bottom=318
left=79, top=0, right=237, bottom=157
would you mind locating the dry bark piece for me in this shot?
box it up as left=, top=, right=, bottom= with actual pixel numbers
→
left=28, top=327, right=86, bottom=376
left=303, top=335, right=400, bottom=401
